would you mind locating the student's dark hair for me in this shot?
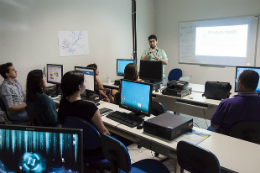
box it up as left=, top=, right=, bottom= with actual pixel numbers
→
left=26, top=70, right=44, bottom=101
left=61, top=71, right=84, bottom=98
left=0, top=62, right=13, bottom=79
left=124, top=63, right=138, bottom=81
left=239, top=70, right=259, bottom=91
left=148, top=35, right=157, bottom=41
left=87, top=63, right=97, bottom=69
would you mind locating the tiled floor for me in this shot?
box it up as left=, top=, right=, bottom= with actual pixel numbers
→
left=127, top=143, right=175, bottom=173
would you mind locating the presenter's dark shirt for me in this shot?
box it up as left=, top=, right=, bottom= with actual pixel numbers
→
left=211, top=92, right=260, bottom=135
left=58, top=99, right=98, bottom=124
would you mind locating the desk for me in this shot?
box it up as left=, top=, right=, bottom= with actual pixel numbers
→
left=53, top=98, right=260, bottom=173
left=99, top=101, right=260, bottom=173
left=102, top=82, right=221, bottom=120
left=198, top=132, right=260, bottom=173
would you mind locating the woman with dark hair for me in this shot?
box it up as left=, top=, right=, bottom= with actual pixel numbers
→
left=87, top=63, right=118, bottom=103
left=58, top=71, right=110, bottom=133
left=124, top=63, right=143, bottom=82
left=58, top=71, right=110, bottom=158
left=26, top=70, right=57, bottom=127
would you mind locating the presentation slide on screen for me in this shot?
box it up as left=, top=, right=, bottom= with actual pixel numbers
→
left=196, top=25, right=248, bottom=57
left=48, top=66, right=62, bottom=83
left=236, top=67, right=260, bottom=92
left=118, top=60, right=134, bottom=74
left=75, top=68, right=94, bottom=92
left=121, top=81, right=150, bottom=114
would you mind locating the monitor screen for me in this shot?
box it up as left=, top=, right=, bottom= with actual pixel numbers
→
left=235, top=66, right=260, bottom=92
left=120, top=80, right=152, bottom=116
left=47, top=64, right=63, bottom=84
left=0, top=125, right=83, bottom=173
left=117, top=59, right=135, bottom=76
left=139, top=61, right=163, bottom=81
left=75, top=66, right=95, bottom=93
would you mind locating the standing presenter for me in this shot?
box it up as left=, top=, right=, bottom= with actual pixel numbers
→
left=140, top=35, right=168, bottom=85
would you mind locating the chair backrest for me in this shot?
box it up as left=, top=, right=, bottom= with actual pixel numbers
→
left=115, top=92, right=120, bottom=105
left=230, top=121, right=260, bottom=144
left=151, top=101, right=165, bottom=116
left=177, top=141, right=221, bottom=173
left=168, top=68, right=182, bottom=81
left=62, top=116, right=101, bottom=150
left=25, top=106, right=43, bottom=126
left=101, top=134, right=132, bottom=173
left=0, top=97, right=7, bottom=115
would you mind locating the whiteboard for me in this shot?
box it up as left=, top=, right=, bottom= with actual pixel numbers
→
left=179, top=15, right=259, bottom=66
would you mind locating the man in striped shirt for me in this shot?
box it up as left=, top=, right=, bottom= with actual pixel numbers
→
left=0, top=62, right=29, bottom=121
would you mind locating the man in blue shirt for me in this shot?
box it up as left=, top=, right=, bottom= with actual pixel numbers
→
left=211, top=70, right=260, bottom=135
left=0, top=62, right=29, bottom=121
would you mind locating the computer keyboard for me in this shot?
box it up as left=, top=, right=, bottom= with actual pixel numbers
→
left=106, top=111, right=144, bottom=127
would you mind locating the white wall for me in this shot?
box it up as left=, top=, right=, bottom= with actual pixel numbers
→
left=136, top=0, right=155, bottom=65
left=155, top=0, right=260, bottom=88
left=0, top=0, right=133, bottom=89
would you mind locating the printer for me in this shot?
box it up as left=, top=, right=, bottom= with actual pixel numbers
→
left=143, top=112, right=193, bottom=140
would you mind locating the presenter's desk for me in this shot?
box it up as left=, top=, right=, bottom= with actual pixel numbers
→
left=102, top=82, right=223, bottom=120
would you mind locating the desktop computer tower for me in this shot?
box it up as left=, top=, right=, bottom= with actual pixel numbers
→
left=144, top=112, right=193, bottom=140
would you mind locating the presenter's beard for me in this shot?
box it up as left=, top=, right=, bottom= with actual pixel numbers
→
left=150, top=46, right=156, bottom=49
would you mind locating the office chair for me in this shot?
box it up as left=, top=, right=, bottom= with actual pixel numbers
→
left=62, top=116, right=110, bottom=172
left=168, top=68, right=182, bottom=82
left=230, top=121, right=260, bottom=144
left=177, top=140, right=221, bottom=173
left=151, top=101, right=166, bottom=116
left=101, top=134, right=170, bottom=173
left=25, top=106, right=43, bottom=126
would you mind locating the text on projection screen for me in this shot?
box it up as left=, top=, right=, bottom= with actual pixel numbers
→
left=195, top=25, right=248, bottom=57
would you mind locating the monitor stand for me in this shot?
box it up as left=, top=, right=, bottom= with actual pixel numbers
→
left=50, top=84, right=61, bottom=97
left=149, top=80, right=163, bottom=92
left=128, top=111, right=146, bottom=118
left=81, top=92, right=99, bottom=102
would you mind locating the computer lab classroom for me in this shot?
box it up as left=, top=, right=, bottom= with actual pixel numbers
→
left=0, top=0, right=260, bottom=173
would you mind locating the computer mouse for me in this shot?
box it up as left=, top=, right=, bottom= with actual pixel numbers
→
left=137, top=123, right=144, bottom=129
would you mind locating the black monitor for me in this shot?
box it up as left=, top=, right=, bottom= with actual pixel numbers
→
left=0, top=124, right=83, bottom=172
left=47, top=64, right=63, bottom=96
left=120, top=79, right=152, bottom=117
left=139, top=61, right=163, bottom=82
left=75, top=66, right=96, bottom=97
left=117, top=59, right=135, bottom=76
left=235, top=66, right=260, bottom=93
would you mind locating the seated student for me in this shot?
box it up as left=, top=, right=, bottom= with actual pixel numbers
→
left=0, top=62, right=29, bottom=121
left=124, top=63, right=143, bottom=82
left=114, top=63, right=144, bottom=105
left=58, top=71, right=110, bottom=157
left=26, top=70, right=58, bottom=127
left=211, top=70, right=260, bottom=135
left=87, top=63, right=118, bottom=103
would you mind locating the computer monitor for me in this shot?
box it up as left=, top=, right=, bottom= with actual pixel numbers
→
left=139, top=61, right=163, bottom=82
left=47, top=64, right=63, bottom=84
left=75, top=66, right=96, bottom=97
left=47, top=64, right=63, bottom=96
left=0, top=124, right=83, bottom=172
left=235, top=66, right=260, bottom=93
left=117, top=59, right=135, bottom=76
left=120, top=79, right=152, bottom=117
